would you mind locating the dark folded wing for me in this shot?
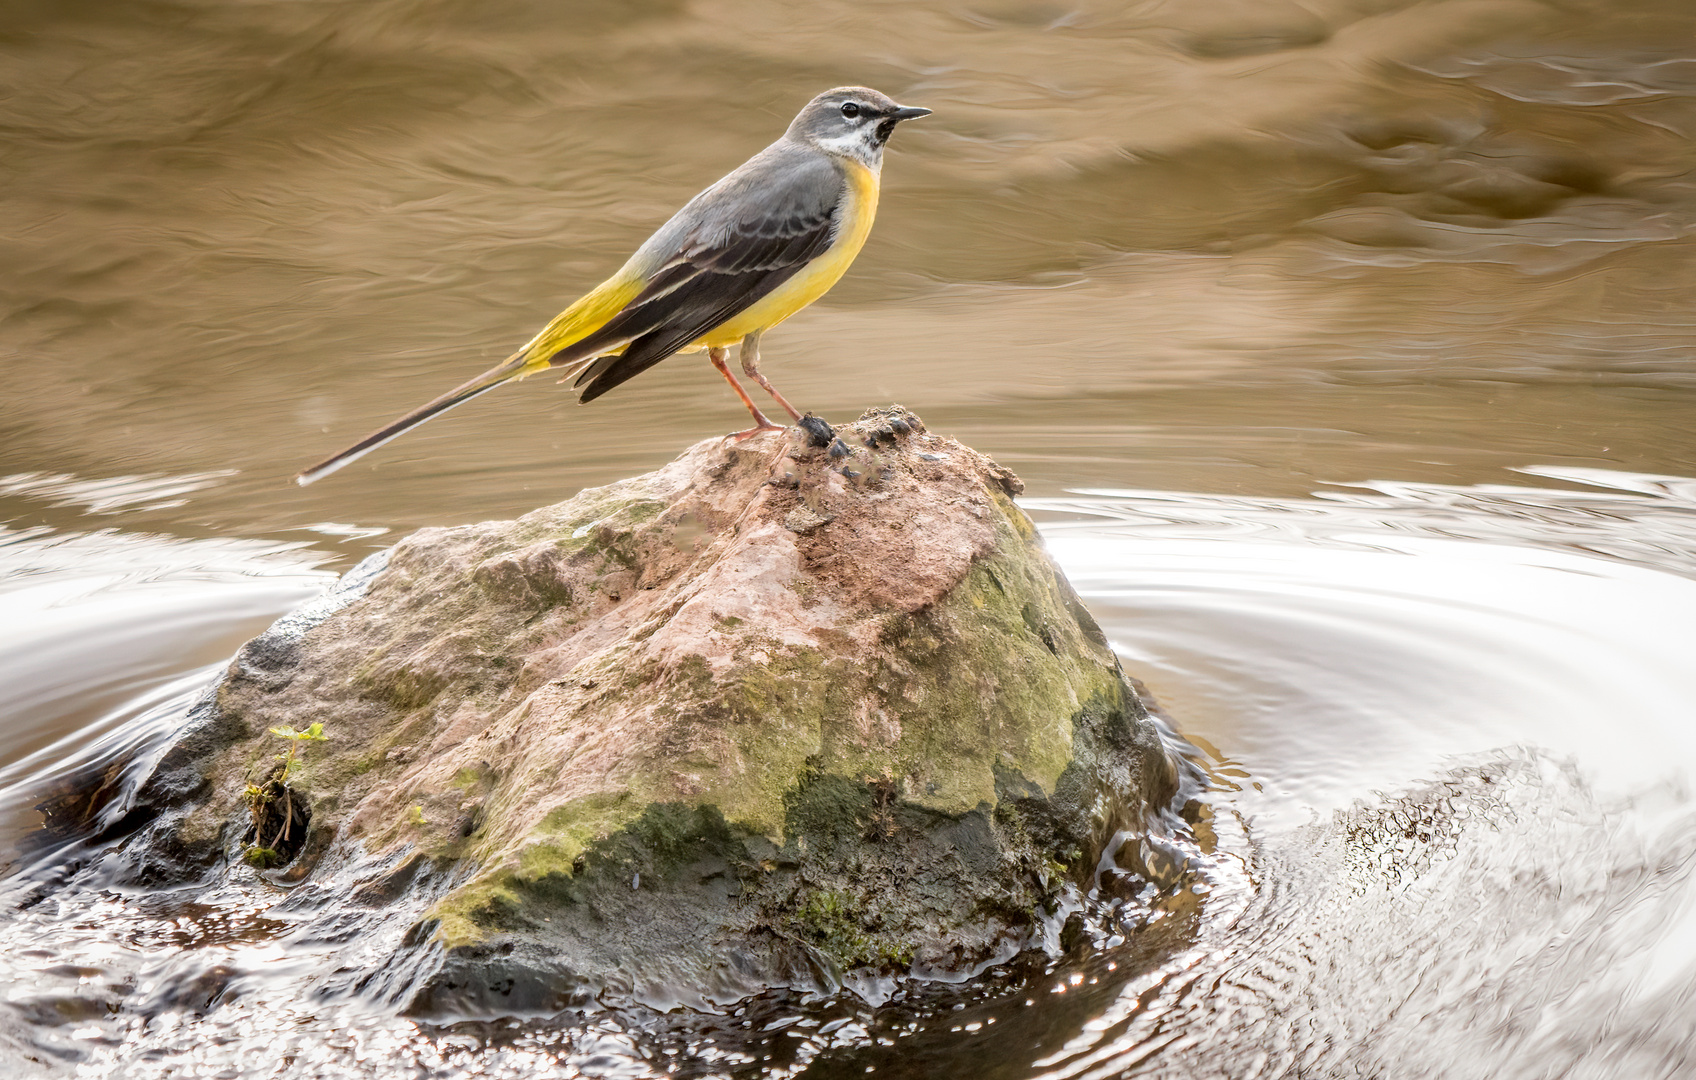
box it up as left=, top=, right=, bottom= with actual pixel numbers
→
left=550, top=152, right=845, bottom=402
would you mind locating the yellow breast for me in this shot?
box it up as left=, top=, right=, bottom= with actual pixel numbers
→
left=699, top=159, right=880, bottom=347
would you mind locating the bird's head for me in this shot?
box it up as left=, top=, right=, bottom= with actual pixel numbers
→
left=787, top=87, right=931, bottom=167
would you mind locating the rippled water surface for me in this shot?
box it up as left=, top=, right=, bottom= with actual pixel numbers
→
left=3, top=0, right=1695, bottom=1075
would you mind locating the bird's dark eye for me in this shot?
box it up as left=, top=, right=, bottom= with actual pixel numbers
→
left=840, top=102, right=861, bottom=118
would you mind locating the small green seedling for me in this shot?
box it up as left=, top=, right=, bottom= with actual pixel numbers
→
left=244, top=722, right=329, bottom=868
left=269, top=722, right=327, bottom=782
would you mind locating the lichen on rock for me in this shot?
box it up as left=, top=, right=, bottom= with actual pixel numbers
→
left=122, top=406, right=1187, bottom=1013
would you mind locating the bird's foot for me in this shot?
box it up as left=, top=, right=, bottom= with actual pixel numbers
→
left=725, top=419, right=788, bottom=442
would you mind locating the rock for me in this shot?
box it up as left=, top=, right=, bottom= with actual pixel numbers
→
left=121, top=406, right=1184, bottom=1013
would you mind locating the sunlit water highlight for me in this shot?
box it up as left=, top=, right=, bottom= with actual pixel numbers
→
left=0, top=523, right=330, bottom=779
left=2, top=465, right=1693, bottom=1077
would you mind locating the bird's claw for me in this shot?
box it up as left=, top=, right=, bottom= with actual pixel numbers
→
left=725, top=420, right=787, bottom=443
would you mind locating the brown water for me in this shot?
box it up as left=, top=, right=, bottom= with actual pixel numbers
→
left=3, top=0, right=1696, bottom=1076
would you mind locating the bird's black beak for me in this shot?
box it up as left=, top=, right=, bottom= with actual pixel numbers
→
left=874, top=104, right=931, bottom=146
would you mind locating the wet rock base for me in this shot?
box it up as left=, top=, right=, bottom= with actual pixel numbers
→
left=103, top=407, right=1191, bottom=1013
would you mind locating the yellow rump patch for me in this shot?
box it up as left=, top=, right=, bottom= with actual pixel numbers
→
left=516, top=267, right=647, bottom=368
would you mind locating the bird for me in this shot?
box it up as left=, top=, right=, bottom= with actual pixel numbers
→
left=295, top=86, right=931, bottom=486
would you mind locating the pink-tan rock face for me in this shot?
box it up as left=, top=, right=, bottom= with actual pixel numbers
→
left=129, top=408, right=1184, bottom=1013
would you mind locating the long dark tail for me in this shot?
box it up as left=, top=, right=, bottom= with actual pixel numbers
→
left=294, top=351, right=547, bottom=486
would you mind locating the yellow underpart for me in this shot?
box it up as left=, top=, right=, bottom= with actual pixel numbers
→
left=511, top=158, right=876, bottom=373
left=698, top=158, right=880, bottom=347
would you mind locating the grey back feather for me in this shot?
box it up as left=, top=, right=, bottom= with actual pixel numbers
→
left=556, top=141, right=848, bottom=399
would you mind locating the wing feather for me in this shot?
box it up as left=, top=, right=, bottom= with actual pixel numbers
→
left=545, top=146, right=846, bottom=398
left=575, top=250, right=827, bottom=403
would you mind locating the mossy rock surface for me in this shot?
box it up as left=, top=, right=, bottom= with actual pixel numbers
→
left=125, top=407, right=1180, bottom=1012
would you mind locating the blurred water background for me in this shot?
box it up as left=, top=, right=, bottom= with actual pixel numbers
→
left=3, top=0, right=1696, bottom=1075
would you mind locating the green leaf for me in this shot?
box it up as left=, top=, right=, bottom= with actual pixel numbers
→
left=269, top=722, right=329, bottom=742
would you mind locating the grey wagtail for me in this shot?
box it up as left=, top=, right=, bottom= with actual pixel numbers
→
left=296, top=86, right=930, bottom=485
